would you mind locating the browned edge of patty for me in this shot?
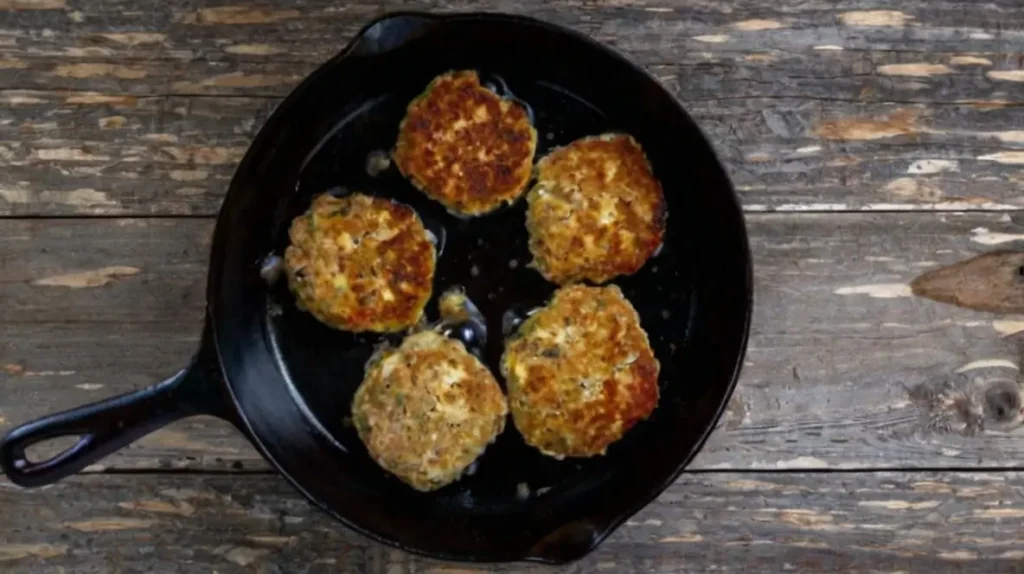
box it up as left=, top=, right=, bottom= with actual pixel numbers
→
left=283, top=192, right=436, bottom=332
left=526, top=133, right=666, bottom=284
left=393, top=70, right=537, bottom=216
left=501, top=284, right=660, bottom=458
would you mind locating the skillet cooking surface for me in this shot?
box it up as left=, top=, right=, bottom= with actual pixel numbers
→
left=275, top=70, right=689, bottom=495
left=210, top=12, right=751, bottom=563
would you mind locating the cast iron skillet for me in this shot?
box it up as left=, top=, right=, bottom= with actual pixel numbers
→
left=0, top=12, right=752, bottom=564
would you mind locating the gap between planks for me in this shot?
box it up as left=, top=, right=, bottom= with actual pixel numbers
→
left=71, top=465, right=1024, bottom=478
left=1, top=208, right=1023, bottom=221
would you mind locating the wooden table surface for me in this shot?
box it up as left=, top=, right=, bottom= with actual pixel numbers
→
left=2, top=0, right=1023, bottom=572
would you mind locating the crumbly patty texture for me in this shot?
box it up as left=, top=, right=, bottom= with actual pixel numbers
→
left=527, top=133, right=666, bottom=284
left=501, top=284, right=660, bottom=458
left=352, top=331, right=509, bottom=491
left=284, top=193, right=435, bottom=333
left=393, top=70, right=537, bottom=216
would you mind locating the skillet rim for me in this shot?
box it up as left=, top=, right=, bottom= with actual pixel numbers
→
left=207, top=10, right=754, bottom=564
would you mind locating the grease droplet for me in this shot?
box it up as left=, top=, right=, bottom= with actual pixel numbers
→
left=365, top=149, right=391, bottom=177
left=502, top=305, right=535, bottom=337
left=516, top=482, right=530, bottom=500
left=260, top=254, right=284, bottom=285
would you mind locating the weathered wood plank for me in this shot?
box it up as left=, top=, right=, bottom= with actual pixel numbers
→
left=2, top=95, right=1021, bottom=215
left=1, top=1, right=1022, bottom=63
left=2, top=471, right=1023, bottom=573
left=0, top=94, right=272, bottom=215
left=4, top=38, right=1024, bottom=103
left=1, top=217, right=209, bottom=323
left=1, top=0, right=1023, bottom=215
left=1, top=213, right=1022, bottom=471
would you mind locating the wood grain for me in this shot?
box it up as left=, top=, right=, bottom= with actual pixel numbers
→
left=2, top=471, right=1024, bottom=573
left=2, top=213, right=1022, bottom=471
left=1, top=0, right=1023, bottom=215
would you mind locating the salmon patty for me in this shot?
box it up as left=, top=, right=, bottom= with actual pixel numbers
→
left=352, top=330, right=509, bottom=491
left=393, top=70, right=537, bottom=216
left=501, top=284, right=660, bottom=458
left=284, top=192, right=435, bottom=332
left=526, top=133, right=666, bottom=284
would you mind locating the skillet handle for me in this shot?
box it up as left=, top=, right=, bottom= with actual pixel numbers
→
left=527, top=519, right=607, bottom=564
left=349, top=12, right=441, bottom=56
left=0, top=325, right=231, bottom=487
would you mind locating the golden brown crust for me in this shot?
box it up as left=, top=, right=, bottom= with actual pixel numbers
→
left=393, top=70, right=537, bottom=216
left=527, top=133, right=666, bottom=284
left=501, top=285, right=660, bottom=458
left=352, top=331, right=509, bottom=491
left=284, top=193, right=435, bottom=333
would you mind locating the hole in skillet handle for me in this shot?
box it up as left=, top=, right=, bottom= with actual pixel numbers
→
left=24, top=435, right=83, bottom=464
left=0, top=323, right=235, bottom=487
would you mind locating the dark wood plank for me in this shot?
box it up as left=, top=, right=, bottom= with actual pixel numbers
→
left=1, top=0, right=1023, bottom=215
left=1, top=213, right=1022, bottom=471
left=2, top=471, right=1023, bottom=573
left=0, top=217, right=243, bottom=470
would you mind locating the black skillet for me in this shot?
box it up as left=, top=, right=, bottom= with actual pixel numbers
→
left=0, top=12, right=752, bottom=564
